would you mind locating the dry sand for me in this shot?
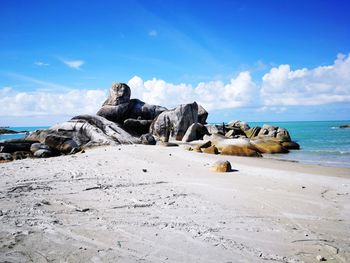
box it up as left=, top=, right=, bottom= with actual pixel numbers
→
left=0, top=144, right=349, bottom=263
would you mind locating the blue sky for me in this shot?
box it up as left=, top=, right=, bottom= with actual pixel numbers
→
left=1, top=0, right=350, bottom=126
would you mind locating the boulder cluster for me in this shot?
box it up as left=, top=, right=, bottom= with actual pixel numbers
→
left=0, top=82, right=299, bottom=162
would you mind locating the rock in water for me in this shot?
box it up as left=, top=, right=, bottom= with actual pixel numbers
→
left=251, top=139, right=289, bottom=154
left=182, top=123, right=209, bottom=142
left=221, top=145, right=262, bottom=157
left=150, top=102, right=199, bottom=141
left=211, top=160, right=232, bottom=172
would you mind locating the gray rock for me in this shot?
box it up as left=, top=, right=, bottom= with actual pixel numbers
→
left=26, top=115, right=139, bottom=151
left=127, top=99, right=167, bottom=121
left=150, top=102, right=199, bottom=141
left=182, top=123, right=209, bottom=142
left=12, top=151, right=32, bottom=160
left=103, top=82, right=131, bottom=106
left=276, top=127, right=291, bottom=142
left=30, top=143, right=51, bottom=153
left=205, top=124, right=226, bottom=135
left=258, top=124, right=277, bottom=137
left=34, top=149, right=53, bottom=158
left=0, top=153, right=13, bottom=161
left=140, top=133, right=156, bottom=145
left=228, top=120, right=250, bottom=131
left=123, top=118, right=153, bottom=136
left=96, top=103, right=130, bottom=123
left=198, top=104, right=208, bottom=124
left=0, top=140, right=37, bottom=153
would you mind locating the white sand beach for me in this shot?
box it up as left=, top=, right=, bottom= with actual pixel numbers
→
left=0, top=145, right=349, bottom=263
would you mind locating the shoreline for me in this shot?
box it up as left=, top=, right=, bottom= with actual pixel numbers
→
left=1, top=144, right=349, bottom=262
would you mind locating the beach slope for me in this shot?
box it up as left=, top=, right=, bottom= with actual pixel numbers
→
left=0, top=145, right=349, bottom=262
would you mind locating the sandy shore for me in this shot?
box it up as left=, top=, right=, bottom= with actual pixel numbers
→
left=0, top=144, right=349, bottom=262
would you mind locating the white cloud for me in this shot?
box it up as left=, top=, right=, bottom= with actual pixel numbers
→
left=35, top=61, right=49, bottom=66
left=261, top=53, right=350, bottom=106
left=63, top=60, right=85, bottom=70
left=128, top=71, right=257, bottom=111
left=0, top=87, right=106, bottom=117
left=148, top=29, right=158, bottom=37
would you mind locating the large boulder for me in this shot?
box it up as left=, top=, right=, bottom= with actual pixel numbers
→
left=227, top=120, right=250, bottom=131
left=205, top=124, right=226, bottom=135
left=102, top=82, right=131, bottom=106
left=251, top=139, right=289, bottom=154
left=150, top=102, right=199, bottom=141
left=258, top=124, right=277, bottom=137
left=244, top=126, right=261, bottom=139
left=97, top=83, right=167, bottom=126
left=26, top=115, right=139, bottom=151
left=221, top=145, right=261, bottom=157
left=182, top=123, right=209, bottom=142
left=123, top=118, right=153, bottom=136
left=96, top=103, right=130, bottom=123
left=127, top=99, right=167, bottom=121
left=0, top=140, right=38, bottom=153
left=197, top=104, right=208, bottom=124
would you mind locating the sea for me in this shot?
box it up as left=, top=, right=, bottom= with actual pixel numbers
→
left=1, top=121, right=350, bottom=168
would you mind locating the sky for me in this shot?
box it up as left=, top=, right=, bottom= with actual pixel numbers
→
left=1, top=0, right=350, bottom=126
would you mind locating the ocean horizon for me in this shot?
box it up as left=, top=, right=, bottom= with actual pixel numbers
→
left=1, top=120, right=349, bottom=169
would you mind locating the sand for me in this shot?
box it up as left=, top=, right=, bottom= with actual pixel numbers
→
left=0, top=144, right=349, bottom=262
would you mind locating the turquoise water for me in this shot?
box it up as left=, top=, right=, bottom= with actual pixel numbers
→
left=249, top=120, right=350, bottom=168
left=1, top=122, right=350, bottom=168
left=0, top=126, right=49, bottom=141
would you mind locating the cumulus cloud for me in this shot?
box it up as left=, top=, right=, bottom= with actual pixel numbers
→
left=261, top=53, right=350, bottom=106
left=148, top=29, right=158, bottom=37
left=63, top=60, right=85, bottom=70
left=128, top=71, right=257, bottom=111
left=0, top=87, right=106, bottom=117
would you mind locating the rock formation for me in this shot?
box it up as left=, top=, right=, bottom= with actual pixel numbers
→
left=0, top=82, right=300, bottom=161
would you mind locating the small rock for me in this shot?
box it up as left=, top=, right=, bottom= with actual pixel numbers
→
left=34, top=149, right=53, bottom=158
left=316, top=255, right=326, bottom=261
left=211, top=160, right=232, bottom=172
left=142, top=169, right=147, bottom=173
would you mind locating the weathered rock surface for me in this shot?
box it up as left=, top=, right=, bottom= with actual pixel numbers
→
left=251, top=139, right=289, bottom=154
left=123, top=118, right=153, bottom=136
left=97, top=83, right=167, bottom=127
left=0, top=140, right=38, bottom=153
left=211, top=160, right=232, bottom=172
left=202, top=145, right=219, bottom=154
left=102, top=82, right=131, bottom=106
left=182, top=123, right=209, bottom=142
left=140, top=133, right=156, bottom=145
left=34, top=149, right=53, bottom=158
left=151, top=102, right=199, bottom=141
left=197, top=104, right=208, bottom=124
left=26, top=115, right=139, bottom=150
left=0, top=152, right=13, bottom=161
left=221, top=145, right=262, bottom=157
left=228, top=120, right=250, bottom=131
